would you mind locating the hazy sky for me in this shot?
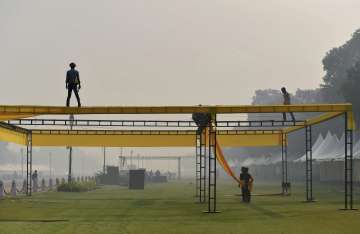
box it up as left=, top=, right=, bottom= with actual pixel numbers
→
left=1, top=0, right=360, bottom=174
left=1, top=0, right=360, bottom=106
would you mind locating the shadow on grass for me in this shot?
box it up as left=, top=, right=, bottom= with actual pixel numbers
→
left=0, top=219, right=68, bottom=223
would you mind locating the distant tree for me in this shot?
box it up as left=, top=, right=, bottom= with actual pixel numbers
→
left=252, top=89, right=282, bottom=105
left=292, top=89, right=322, bottom=104
left=321, top=29, right=360, bottom=103
left=341, top=61, right=360, bottom=124
left=252, top=88, right=322, bottom=106
left=250, top=88, right=322, bottom=121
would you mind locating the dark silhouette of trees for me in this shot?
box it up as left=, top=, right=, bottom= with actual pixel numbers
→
left=228, top=29, right=360, bottom=163
left=251, top=29, right=360, bottom=124
left=321, top=29, right=360, bottom=104
left=341, top=61, right=360, bottom=124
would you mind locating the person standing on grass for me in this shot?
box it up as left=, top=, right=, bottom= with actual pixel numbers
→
left=281, top=87, right=295, bottom=122
left=66, top=62, right=81, bottom=107
left=239, top=167, right=254, bottom=203
left=32, top=170, right=38, bottom=192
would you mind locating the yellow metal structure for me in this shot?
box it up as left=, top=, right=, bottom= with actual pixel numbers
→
left=0, top=104, right=353, bottom=117
left=0, top=124, right=27, bottom=145
left=284, top=112, right=343, bottom=134
left=30, top=130, right=282, bottom=147
left=0, top=114, right=35, bottom=121
left=348, top=111, right=356, bottom=130
left=0, top=123, right=282, bottom=147
left=0, top=104, right=354, bottom=148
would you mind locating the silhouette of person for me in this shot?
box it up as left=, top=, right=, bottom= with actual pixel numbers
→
left=281, top=87, right=295, bottom=121
left=32, top=170, right=39, bottom=192
left=239, top=167, right=254, bottom=203
left=192, top=105, right=212, bottom=135
left=66, top=62, right=81, bottom=107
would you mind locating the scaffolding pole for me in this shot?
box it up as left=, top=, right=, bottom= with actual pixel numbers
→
left=344, top=112, right=355, bottom=210
left=68, top=114, right=74, bottom=182
left=205, top=115, right=218, bottom=213
left=26, top=131, right=32, bottom=196
left=196, top=131, right=206, bottom=203
left=177, top=157, right=181, bottom=180
left=281, top=133, right=289, bottom=195
left=195, top=133, right=201, bottom=198
left=200, top=130, right=206, bottom=203
left=305, top=125, right=314, bottom=202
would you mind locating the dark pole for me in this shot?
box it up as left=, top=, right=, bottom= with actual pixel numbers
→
left=206, top=113, right=218, bottom=213
left=285, top=133, right=288, bottom=194
left=68, top=114, right=74, bottom=183
left=103, top=147, right=106, bottom=174
left=68, top=148, right=72, bottom=182
left=178, top=157, right=181, bottom=180
left=281, top=133, right=285, bottom=194
left=305, top=124, right=313, bottom=202
left=344, top=112, right=355, bottom=210
left=21, top=148, right=24, bottom=179
left=195, top=132, right=200, bottom=199
left=26, top=132, right=32, bottom=196
left=49, top=152, right=52, bottom=179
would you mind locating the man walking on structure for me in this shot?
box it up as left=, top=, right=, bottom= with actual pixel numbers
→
left=66, top=62, right=81, bottom=107
left=281, top=87, right=295, bottom=122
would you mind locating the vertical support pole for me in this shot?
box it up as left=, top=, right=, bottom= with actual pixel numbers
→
left=195, top=133, right=201, bottom=198
left=206, top=113, right=218, bottom=213
left=68, top=114, right=74, bottom=183
left=281, top=133, right=284, bottom=194
left=103, top=147, right=106, bottom=174
left=200, top=130, right=206, bottom=203
left=26, top=131, right=32, bottom=196
left=68, top=147, right=73, bottom=182
left=49, top=152, right=52, bottom=179
left=281, top=133, right=288, bottom=195
left=344, top=112, right=355, bottom=210
left=177, top=157, right=181, bottom=180
left=21, top=148, right=24, bottom=179
left=305, top=124, right=314, bottom=202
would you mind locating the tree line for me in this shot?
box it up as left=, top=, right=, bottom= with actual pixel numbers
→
left=251, top=29, right=360, bottom=126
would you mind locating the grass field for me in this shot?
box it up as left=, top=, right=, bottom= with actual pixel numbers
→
left=0, top=181, right=359, bottom=234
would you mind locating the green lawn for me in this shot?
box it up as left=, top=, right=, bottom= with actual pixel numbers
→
left=0, top=181, right=359, bottom=234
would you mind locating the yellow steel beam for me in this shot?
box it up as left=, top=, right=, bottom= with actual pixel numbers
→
left=218, top=134, right=282, bottom=147
left=31, top=129, right=280, bottom=136
left=0, top=114, right=36, bottom=121
left=347, top=111, right=356, bottom=130
left=283, top=112, right=344, bottom=134
left=0, top=104, right=352, bottom=117
left=32, top=134, right=194, bottom=147
left=30, top=129, right=282, bottom=147
left=0, top=123, right=28, bottom=145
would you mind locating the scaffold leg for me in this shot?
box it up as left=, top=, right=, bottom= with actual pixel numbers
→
left=281, top=133, right=289, bottom=195
left=343, top=112, right=356, bottom=210
left=26, top=132, right=32, bottom=196
left=305, top=125, right=314, bottom=202
left=205, top=118, right=219, bottom=213
left=195, top=133, right=201, bottom=199
left=200, top=131, right=206, bottom=203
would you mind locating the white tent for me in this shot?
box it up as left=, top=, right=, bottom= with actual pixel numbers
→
left=295, top=131, right=352, bottom=161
